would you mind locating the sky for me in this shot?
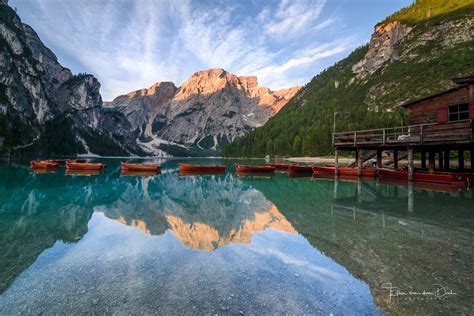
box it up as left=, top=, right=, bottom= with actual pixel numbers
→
left=11, top=0, right=411, bottom=101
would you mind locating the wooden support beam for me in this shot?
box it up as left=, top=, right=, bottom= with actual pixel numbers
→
left=393, top=150, right=398, bottom=169
left=459, top=149, right=465, bottom=171
left=421, top=151, right=426, bottom=169
left=428, top=152, right=435, bottom=173
left=444, top=150, right=450, bottom=171
left=438, top=151, right=443, bottom=170
left=357, top=149, right=363, bottom=177
left=408, top=148, right=414, bottom=181
left=335, top=149, right=339, bottom=176
left=376, top=150, right=382, bottom=168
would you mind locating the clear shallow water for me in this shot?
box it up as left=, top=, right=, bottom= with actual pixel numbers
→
left=0, top=159, right=472, bottom=314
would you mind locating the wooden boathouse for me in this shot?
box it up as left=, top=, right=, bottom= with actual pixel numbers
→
left=333, top=77, right=474, bottom=180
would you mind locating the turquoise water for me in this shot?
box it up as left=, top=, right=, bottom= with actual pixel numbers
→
left=0, top=159, right=473, bottom=314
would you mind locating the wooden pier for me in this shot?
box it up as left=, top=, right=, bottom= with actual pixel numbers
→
left=333, top=77, right=474, bottom=180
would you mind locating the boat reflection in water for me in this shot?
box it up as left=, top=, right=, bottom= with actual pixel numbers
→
left=236, top=171, right=275, bottom=178
left=243, top=174, right=474, bottom=315
left=178, top=170, right=225, bottom=177
left=0, top=159, right=472, bottom=315
left=0, top=162, right=381, bottom=315
left=120, top=170, right=161, bottom=177
left=65, top=169, right=103, bottom=176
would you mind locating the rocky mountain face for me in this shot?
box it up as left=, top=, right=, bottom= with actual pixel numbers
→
left=0, top=3, right=144, bottom=157
left=106, top=69, right=300, bottom=155
left=225, top=0, right=474, bottom=157
left=0, top=1, right=299, bottom=157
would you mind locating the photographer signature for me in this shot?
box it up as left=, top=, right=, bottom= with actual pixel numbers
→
left=382, top=283, right=457, bottom=300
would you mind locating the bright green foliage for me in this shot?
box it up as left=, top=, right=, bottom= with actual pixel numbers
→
left=381, top=0, right=474, bottom=25
left=223, top=4, right=474, bottom=158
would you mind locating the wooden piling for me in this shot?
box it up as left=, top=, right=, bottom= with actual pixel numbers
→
left=459, top=149, right=465, bottom=170
left=408, top=148, right=414, bottom=181
left=335, top=149, right=339, bottom=175
left=421, top=151, right=426, bottom=169
left=438, top=151, right=443, bottom=170
left=393, top=150, right=398, bottom=169
left=376, top=150, right=382, bottom=168
left=428, top=152, right=435, bottom=173
left=444, top=150, right=450, bottom=171
left=357, top=149, right=363, bottom=177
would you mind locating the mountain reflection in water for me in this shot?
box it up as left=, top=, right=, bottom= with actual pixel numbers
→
left=0, top=159, right=472, bottom=315
left=95, top=174, right=296, bottom=251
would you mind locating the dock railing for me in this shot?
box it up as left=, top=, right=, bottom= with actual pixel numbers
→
left=333, top=119, right=473, bottom=147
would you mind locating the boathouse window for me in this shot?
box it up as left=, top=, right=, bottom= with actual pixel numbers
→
left=448, top=104, right=469, bottom=121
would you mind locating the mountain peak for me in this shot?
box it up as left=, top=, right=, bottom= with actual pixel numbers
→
left=191, top=68, right=227, bottom=77
left=126, top=81, right=177, bottom=98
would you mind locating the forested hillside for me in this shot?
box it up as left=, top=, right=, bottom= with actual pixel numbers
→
left=223, top=0, right=474, bottom=157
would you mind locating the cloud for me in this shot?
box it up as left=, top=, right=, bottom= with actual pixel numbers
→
left=260, top=0, right=327, bottom=39
left=13, top=0, right=362, bottom=100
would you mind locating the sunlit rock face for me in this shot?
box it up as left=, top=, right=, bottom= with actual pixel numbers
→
left=352, top=21, right=413, bottom=79
left=96, top=173, right=296, bottom=251
left=107, top=69, right=301, bottom=154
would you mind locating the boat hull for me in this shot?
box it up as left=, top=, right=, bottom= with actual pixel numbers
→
left=235, top=164, right=275, bottom=173
left=30, top=160, right=60, bottom=169
left=266, top=163, right=289, bottom=171
left=178, top=163, right=226, bottom=172
left=288, top=165, right=313, bottom=173
left=121, top=162, right=161, bottom=171
left=377, top=168, right=466, bottom=185
left=66, top=162, right=105, bottom=171
left=312, top=165, right=376, bottom=177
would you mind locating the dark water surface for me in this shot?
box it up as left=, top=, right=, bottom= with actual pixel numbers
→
left=0, top=159, right=472, bottom=314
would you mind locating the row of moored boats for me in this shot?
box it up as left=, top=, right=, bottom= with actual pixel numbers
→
left=29, top=160, right=472, bottom=186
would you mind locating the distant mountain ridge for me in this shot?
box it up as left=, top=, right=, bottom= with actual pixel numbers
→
left=0, top=0, right=299, bottom=157
left=224, top=0, right=474, bottom=157
left=105, top=69, right=300, bottom=156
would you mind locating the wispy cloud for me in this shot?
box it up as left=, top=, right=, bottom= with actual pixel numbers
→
left=260, top=0, right=327, bottom=39
left=12, top=0, right=369, bottom=100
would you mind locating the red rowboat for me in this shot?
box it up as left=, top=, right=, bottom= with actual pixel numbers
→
left=288, top=165, right=313, bottom=173
left=50, top=159, right=67, bottom=166
left=121, top=162, right=161, bottom=171
left=30, top=160, right=60, bottom=169
left=377, top=167, right=466, bottom=185
left=312, top=165, right=335, bottom=175
left=178, top=163, right=226, bottom=172
left=70, top=159, right=87, bottom=163
left=339, top=166, right=377, bottom=177
left=266, top=163, right=290, bottom=171
left=312, top=165, right=377, bottom=177
left=66, top=162, right=106, bottom=170
left=235, top=164, right=275, bottom=173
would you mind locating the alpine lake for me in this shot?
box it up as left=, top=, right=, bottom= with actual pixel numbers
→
left=0, top=158, right=472, bottom=315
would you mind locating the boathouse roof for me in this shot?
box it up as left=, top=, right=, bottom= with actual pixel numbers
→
left=401, top=76, right=473, bottom=108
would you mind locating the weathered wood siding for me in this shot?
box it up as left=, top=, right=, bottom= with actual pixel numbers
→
left=406, top=85, right=473, bottom=125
